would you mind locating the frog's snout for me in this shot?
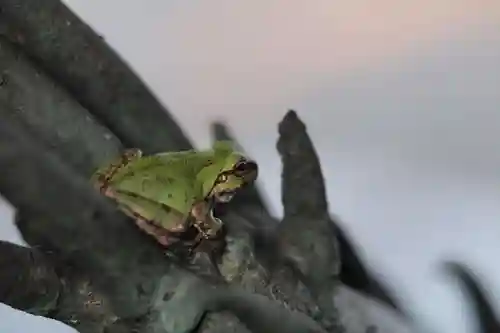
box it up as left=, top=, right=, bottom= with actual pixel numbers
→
left=234, top=160, right=258, bottom=183
left=215, top=190, right=236, bottom=203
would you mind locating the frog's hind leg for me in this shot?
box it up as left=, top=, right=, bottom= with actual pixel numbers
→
left=113, top=198, right=178, bottom=247
left=93, top=148, right=143, bottom=194
left=135, top=218, right=177, bottom=247
left=109, top=190, right=186, bottom=247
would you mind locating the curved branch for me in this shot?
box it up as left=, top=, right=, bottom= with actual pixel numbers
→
left=215, top=287, right=327, bottom=333
left=0, top=0, right=192, bottom=154
left=443, top=261, right=500, bottom=333
left=0, top=36, right=122, bottom=176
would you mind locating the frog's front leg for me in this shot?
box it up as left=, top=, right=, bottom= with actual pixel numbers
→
left=94, top=148, right=143, bottom=194
left=190, top=200, right=223, bottom=239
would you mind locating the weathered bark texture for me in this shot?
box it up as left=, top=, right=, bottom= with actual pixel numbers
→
left=0, top=2, right=496, bottom=333
left=276, top=111, right=340, bottom=316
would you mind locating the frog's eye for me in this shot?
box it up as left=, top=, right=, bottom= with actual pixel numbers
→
left=218, top=174, right=228, bottom=183
left=233, top=160, right=258, bottom=179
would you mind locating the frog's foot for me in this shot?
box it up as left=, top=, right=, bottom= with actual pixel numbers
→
left=193, top=217, right=222, bottom=240
left=122, top=148, right=143, bottom=160
left=93, top=148, right=143, bottom=193
left=193, top=222, right=212, bottom=239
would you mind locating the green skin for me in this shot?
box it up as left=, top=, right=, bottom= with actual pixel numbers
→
left=91, top=141, right=258, bottom=247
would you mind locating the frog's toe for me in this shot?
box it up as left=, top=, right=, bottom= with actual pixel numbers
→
left=169, top=224, right=187, bottom=233
left=103, top=187, right=117, bottom=198
left=157, top=234, right=174, bottom=246
left=124, top=148, right=143, bottom=159
left=193, top=223, right=210, bottom=238
left=135, top=218, right=160, bottom=237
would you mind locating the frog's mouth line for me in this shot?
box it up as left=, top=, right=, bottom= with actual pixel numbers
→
left=214, top=190, right=236, bottom=203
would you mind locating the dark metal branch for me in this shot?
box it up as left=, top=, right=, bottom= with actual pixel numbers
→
left=0, top=36, right=122, bottom=176
left=443, top=261, right=500, bottom=333
left=0, top=0, right=193, bottom=154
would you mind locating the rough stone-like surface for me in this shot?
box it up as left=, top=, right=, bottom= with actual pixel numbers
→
left=335, top=286, right=413, bottom=333
left=276, top=111, right=342, bottom=330
left=0, top=241, right=60, bottom=317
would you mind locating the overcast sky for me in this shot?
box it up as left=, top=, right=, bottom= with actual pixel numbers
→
left=1, top=1, right=500, bottom=333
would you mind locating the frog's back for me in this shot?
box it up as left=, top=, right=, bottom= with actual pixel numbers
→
left=106, top=149, right=215, bottom=215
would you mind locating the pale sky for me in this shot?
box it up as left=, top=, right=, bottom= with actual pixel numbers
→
left=1, top=1, right=500, bottom=333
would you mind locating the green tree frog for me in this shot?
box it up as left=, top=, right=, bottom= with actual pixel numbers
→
left=90, top=141, right=258, bottom=249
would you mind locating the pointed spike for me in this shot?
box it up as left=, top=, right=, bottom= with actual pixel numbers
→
left=277, top=109, right=328, bottom=218
left=443, top=261, right=500, bottom=333
left=276, top=110, right=340, bottom=315
left=210, top=121, right=270, bottom=215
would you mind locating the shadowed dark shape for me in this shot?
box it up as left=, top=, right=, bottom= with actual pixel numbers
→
left=335, top=221, right=403, bottom=313
left=443, top=262, right=500, bottom=333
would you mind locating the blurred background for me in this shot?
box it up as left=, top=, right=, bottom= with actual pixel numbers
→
left=1, top=0, right=500, bottom=332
